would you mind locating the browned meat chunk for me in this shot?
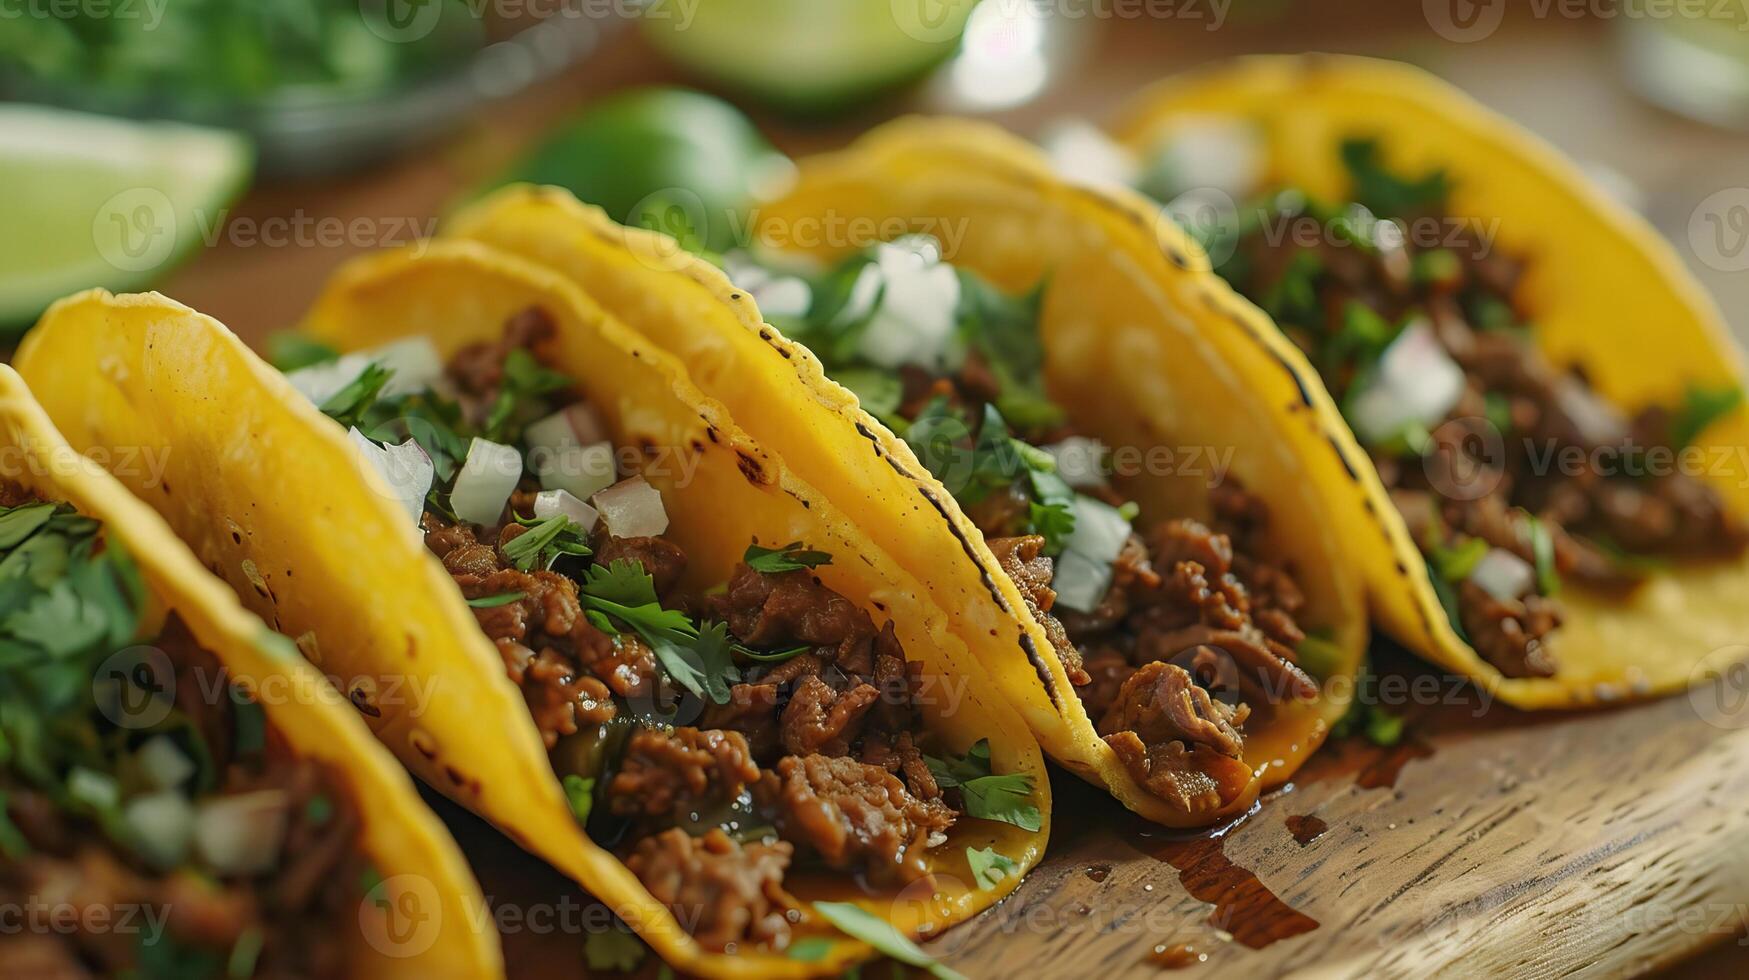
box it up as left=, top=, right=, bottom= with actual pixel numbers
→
left=988, top=535, right=1085, bottom=684
left=781, top=675, right=880, bottom=757
left=595, top=534, right=688, bottom=598
left=770, top=754, right=956, bottom=885
left=714, top=564, right=877, bottom=667
left=1097, top=661, right=1248, bottom=760
left=609, top=728, right=760, bottom=822
left=625, top=829, right=799, bottom=952
left=1458, top=580, right=1561, bottom=678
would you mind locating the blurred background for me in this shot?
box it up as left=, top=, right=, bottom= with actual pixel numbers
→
left=4, top=0, right=1749, bottom=347
left=4, top=1, right=1749, bottom=974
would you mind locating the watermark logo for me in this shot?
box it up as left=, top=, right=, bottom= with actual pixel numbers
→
left=1423, top=416, right=1507, bottom=501
left=1688, top=644, right=1749, bottom=729
left=94, top=187, right=177, bottom=275
left=1689, top=187, right=1749, bottom=273
left=360, top=873, right=444, bottom=958
left=1423, top=0, right=1507, bottom=42
left=361, top=0, right=448, bottom=43
left=891, top=0, right=976, bottom=43
left=93, top=645, right=175, bottom=730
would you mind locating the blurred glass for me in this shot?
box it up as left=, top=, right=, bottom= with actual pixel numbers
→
left=642, top=0, right=978, bottom=114
left=1618, top=7, right=1749, bottom=128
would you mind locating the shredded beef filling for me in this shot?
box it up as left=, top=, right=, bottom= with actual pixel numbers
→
left=0, top=620, right=366, bottom=979
left=420, top=318, right=969, bottom=953
left=1218, top=161, right=1747, bottom=678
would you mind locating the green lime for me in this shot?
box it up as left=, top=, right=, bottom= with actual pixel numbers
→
left=642, top=0, right=977, bottom=115
left=0, top=105, right=252, bottom=331
left=490, top=88, right=789, bottom=255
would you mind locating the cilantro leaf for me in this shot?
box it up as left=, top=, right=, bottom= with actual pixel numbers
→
left=561, top=774, right=595, bottom=825
left=579, top=561, right=740, bottom=704
left=583, top=926, right=645, bottom=972
left=267, top=333, right=340, bottom=372
left=785, top=936, right=836, bottom=962
left=925, top=739, right=1040, bottom=832
left=811, top=902, right=965, bottom=980
left=744, top=541, right=833, bottom=574
left=966, top=846, right=1018, bottom=890
left=501, top=515, right=592, bottom=572
left=485, top=349, right=571, bottom=443
left=317, top=362, right=392, bottom=430
left=1340, top=137, right=1450, bottom=218
left=1524, top=512, right=1560, bottom=597
left=466, top=591, right=526, bottom=609
left=0, top=503, right=56, bottom=549
left=1670, top=383, right=1743, bottom=449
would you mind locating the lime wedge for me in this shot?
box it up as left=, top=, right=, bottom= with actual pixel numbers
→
left=0, top=105, right=252, bottom=331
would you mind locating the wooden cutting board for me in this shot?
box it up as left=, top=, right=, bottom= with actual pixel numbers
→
left=443, top=645, right=1749, bottom=978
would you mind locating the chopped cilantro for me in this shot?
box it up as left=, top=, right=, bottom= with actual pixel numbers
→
left=786, top=936, right=837, bottom=962
left=317, top=362, right=392, bottom=430
left=1340, top=137, right=1450, bottom=219
left=1524, top=512, right=1560, bottom=596
left=1294, top=631, right=1345, bottom=681
left=561, top=774, right=595, bottom=825
left=1259, top=249, right=1324, bottom=329
left=744, top=541, right=833, bottom=574
left=267, top=333, right=340, bottom=372
left=925, top=739, right=1040, bottom=832
left=579, top=560, right=740, bottom=704
left=966, top=846, right=1018, bottom=890
left=466, top=591, right=526, bottom=608
left=305, top=794, right=334, bottom=825
left=583, top=926, right=645, bottom=971
left=1670, top=384, right=1743, bottom=449
left=811, top=902, right=964, bottom=980
left=834, top=368, right=905, bottom=421
left=501, top=514, right=593, bottom=572
left=226, top=927, right=264, bottom=980
left=485, top=349, right=572, bottom=443
left=1430, top=536, right=1489, bottom=584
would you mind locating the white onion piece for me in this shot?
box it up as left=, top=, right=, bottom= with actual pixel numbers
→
left=195, top=790, right=290, bottom=876
left=1042, top=437, right=1108, bottom=488
left=347, top=428, right=434, bottom=525
left=284, top=338, right=444, bottom=406
left=1554, top=375, right=1628, bottom=445
left=524, top=402, right=607, bottom=453
left=856, top=239, right=963, bottom=372
left=1040, top=119, right=1139, bottom=188
left=753, top=276, right=812, bottom=320
left=451, top=438, right=522, bottom=527
left=68, top=767, right=119, bottom=811
left=370, top=338, right=445, bottom=398
left=591, top=476, right=669, bottom=538
left=136, top=736, right=195, bottom=790
left=1348, top=321, right=1466, bottom=446
left=126, top=790, right=195, bottom=869
left=1469, top=548, right=1535, bottom=602
left=533, top=489, right=599, bottom=531
left=1144, top=116, right=1264, bottom=200
left=538, top=442, right=617, bottom=502
left=1053, top=495, right=1134, bottom=613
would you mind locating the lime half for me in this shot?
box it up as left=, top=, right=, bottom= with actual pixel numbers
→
left=0, top=105, right=252, bottom=331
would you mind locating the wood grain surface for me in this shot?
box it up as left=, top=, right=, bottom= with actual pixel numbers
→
left=436, top=645, right=1749, bottom=979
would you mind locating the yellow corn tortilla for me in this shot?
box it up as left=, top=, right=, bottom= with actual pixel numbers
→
left=15, top=241, right=1049, bottom=978
left=448, top=119, right=1370, bottom=827
left=0, top=364, right=502, bottom=979
left=1110, top=54, right=1749, bottom=708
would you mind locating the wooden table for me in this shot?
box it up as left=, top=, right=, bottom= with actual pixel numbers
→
left=146, top=9, right=1749, bottom=978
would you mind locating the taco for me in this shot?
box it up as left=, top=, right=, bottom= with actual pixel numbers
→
left=16, top=243, right=1049, bottom=978
left=1097, top=55, right=1749, bottom=706
left=0, top=364, right=499, bottom=978
left=447, top=119, right=1371, bottom=827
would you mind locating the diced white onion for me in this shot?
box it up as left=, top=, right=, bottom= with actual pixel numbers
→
left=1042, top=437, right=1108, bottom=488
left=591, top=476, right=669, bottom=538
left=1348, top=320, right=1466, bottom=446
left=125, top=790, right=194, bottom=869
left=284, top=338, right=444, bottom=406
left=451, top=438, right=523, bottom=527
left=195, top=790, right=290, bottom=876
left=136, top=736, right=195, bottom=790
left=525, top=404, right=617, bottom=500
left=855, top=238, right=963, bottom=372
left=1555, top=375, right=1628, bottom=446
left=370, top=338, right=445, bottom=398
left=68, top=767, right=119, bottom=811
left=524, top=402, right=608, bottom=453
left=1040, top=119, right=1139, bottom=188
left=348, top=428, right=434, bottom=525
left=533, top=489, right=599, bottom=531
left=753, top=275, right=812, bottom=319
left=1143, top=116, right=1264, bottom=200
left=1052, top=495, right=1134, bottom=614
left=1469, top=548, right=1535, bottom=602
